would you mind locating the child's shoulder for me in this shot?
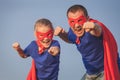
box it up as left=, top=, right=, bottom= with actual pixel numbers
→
left=52, top=40, right=59, bottom=44
left=28, top=40, right=37, bottom=47
left=52, top=40, right=60, bottom=47
left=30, top=40, right=36, bottom=44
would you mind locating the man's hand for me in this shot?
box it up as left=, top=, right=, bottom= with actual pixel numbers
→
left=48, top=46, right=60, bottom=56
left=83, top=21, right=95, bottom=32
left=54, top=26, right=71, bottom=43
left=83, top=21, right=102, bottom=37
left=54, top=26, right=64, bottom=36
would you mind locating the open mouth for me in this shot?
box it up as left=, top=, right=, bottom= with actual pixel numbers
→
left=73, top=26, right=85, bottom=37
left=74, top=26, right=83, bottom=31
left=41, top=39, right=51, bottom=44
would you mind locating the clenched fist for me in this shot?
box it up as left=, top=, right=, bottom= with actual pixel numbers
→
left=83, top=21, right=95, bottom=32
left=12, top=42, right=20, bottom=50
left=48, top=46, right=60, bottom=56
left=54, top=26, right=64, bottom=36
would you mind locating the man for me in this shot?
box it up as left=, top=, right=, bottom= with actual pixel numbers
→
left=54, top=4, right=120, bottom=80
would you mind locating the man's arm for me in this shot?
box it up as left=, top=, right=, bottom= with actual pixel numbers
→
left=90, top=23, right=102, bottom=37
left=54, top=26, right=72, bottom=43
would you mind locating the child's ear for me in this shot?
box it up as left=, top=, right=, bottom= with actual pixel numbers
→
left=34, top=31, right=37, bottom=38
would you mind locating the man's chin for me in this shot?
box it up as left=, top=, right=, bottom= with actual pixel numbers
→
left=76, top=31, right=84, bottom=37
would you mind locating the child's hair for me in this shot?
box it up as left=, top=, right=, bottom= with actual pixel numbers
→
left=67, top=4, right=88, bottom=17
left=34, top=18, right=54, bottom=31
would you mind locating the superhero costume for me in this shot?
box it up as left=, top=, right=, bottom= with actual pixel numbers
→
left=91, top=19, right=120, bottom=80
left=68, top=17, right=120, bottom=79
left=24, top=40, right=60, bottom=80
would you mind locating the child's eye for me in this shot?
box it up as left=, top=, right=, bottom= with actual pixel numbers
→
left=70, top=21, right=74, bottom=24
left=39, top=35, right=43, bottom=38
left=48, top=33, right=53, bottom=37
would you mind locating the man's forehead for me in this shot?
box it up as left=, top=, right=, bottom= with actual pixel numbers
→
left=68, top=10, right=84, bottom=19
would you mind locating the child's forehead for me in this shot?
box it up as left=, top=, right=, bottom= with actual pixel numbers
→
left=36, top=25, right=52, bottom=33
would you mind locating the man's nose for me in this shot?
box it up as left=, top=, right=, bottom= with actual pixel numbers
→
left=75, top=22, right=81, bottom=26
left=74, top=23, right=80, bottom=28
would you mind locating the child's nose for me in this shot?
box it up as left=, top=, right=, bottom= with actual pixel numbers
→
left=43, top=36, right=50, bottom=40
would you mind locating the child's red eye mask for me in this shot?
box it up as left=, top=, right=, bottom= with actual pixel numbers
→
left=68, top=16, right=87, bottom=27
left=36, top=30, right=53, bottom=41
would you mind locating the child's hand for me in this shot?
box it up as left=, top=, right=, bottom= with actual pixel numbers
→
left=48, top=46, right=60, bottom=56
left=12, top=42, right=27, bottom=58
left=54, top=26, right=64, bottom=36
left=12, top=42, right=20, bottom=50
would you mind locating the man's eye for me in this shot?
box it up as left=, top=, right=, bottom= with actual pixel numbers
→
left=78, top=19, right=82, bottom=22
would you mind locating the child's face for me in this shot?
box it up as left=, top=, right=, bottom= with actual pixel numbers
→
left=35, top=25, right=53, bottom=48
left=68, top=10, right=87, bottom=37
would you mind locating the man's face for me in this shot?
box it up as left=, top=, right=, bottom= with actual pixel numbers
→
left=68, top=10, right=87, bottom=37
left=35, top=25, right=53, bottom=48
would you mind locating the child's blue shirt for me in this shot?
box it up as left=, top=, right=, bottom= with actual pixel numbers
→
left=24, top=40, right=60, bottom=80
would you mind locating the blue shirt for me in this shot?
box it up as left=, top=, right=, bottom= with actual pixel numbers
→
left=68, top=28, right=104, bottom=75
left=24, top=40, right=60, bottom=80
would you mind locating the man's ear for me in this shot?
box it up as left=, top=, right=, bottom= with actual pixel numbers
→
left=87, top=16, right=90, bottom=21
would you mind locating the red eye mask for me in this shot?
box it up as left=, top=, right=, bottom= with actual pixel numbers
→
left=36, top=30, right=53, bottom=41
left=68, top=16, right=87, bottom=27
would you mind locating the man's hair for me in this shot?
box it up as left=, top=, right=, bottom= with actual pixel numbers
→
left=34, top=18, right=53, bottom=30
left=67, top=4, right=88, bottom=17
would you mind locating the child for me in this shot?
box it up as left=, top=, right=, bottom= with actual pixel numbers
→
left=12, top=18, right=60, bottom=80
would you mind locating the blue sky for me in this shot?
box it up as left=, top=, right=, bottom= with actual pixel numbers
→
left=0, top=0, right=120, bottom=80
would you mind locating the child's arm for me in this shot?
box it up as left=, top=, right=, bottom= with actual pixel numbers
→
left=48, top=46, right=60, bottom=56
left=12, top=42, right=27, bottom=58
